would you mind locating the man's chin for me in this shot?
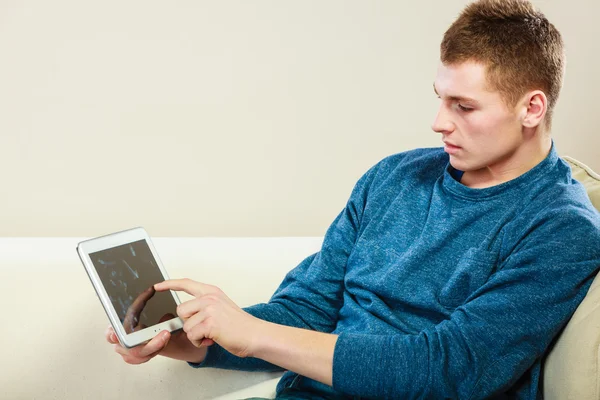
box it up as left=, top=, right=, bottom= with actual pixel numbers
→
left=448, top=156, right=483, bottom=174
left=448, top=155, right=466, bottom=171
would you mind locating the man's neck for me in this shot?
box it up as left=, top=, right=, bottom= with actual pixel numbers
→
left=461, top=137, right=552, bottom=189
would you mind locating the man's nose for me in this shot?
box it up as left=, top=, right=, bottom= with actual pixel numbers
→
left=431, top=104, right=454, bottom=135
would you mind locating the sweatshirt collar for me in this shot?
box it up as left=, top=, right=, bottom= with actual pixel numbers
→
left=443, top=141, right=559, bottom=200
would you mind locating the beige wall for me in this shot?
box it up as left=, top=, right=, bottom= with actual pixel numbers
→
left=1, top=0, right=598, bottom=237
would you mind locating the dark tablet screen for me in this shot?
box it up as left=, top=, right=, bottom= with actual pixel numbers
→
left=89, top=239, right=178, bottom=333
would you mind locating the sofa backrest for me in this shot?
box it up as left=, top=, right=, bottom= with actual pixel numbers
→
left=564, top=156, right=600, bottom=210
left=543, top=156, right=600, bottom=399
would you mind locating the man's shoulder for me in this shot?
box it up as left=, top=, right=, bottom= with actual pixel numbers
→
left=372, top=146, right=448, bottom=178
left=378, top=146, right=447, bottom=167
left=507, top=164, right=600, bottom=249
left=534, top=157, right=599, bottom=221
left=346, top=147, right=447, bottom=204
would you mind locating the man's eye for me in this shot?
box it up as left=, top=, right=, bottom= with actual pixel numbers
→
left=458, top=104, right=473, bottom=112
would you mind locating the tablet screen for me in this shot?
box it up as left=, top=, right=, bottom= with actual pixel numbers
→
left=89, top=239, right=178, bottom=333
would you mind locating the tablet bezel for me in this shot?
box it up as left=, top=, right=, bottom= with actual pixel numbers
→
left=77, top=226, right=184, bottom=348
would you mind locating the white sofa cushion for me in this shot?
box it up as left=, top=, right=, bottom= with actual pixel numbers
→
left=0, top=237, right=322, bottom=400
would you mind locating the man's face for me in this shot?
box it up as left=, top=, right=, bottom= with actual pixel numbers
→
left=432, top=61, right=524, bottom=173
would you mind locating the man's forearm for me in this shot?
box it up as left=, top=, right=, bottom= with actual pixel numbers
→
left=251, top=320, right=338, bottom=386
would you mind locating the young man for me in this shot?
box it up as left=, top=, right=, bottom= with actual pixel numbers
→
left=107, top=0, right=600, bottom=398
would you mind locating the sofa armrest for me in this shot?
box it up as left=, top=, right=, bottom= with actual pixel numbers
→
left=543, top=271, right=600, bottom=400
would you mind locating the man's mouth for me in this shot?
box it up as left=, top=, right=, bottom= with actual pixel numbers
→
left=443, top=141, right=461, bottom=154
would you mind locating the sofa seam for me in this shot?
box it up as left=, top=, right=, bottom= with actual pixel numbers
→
left=563, top=156, right=600, bottom=181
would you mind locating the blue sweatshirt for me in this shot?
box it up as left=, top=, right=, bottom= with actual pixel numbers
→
left=193, top=145, right=600, bottom=399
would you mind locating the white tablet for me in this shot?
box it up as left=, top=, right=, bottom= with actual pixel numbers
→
left=77, top=226, right=184, bottom=348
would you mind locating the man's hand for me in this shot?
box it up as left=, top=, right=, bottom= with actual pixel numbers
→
left=154, top=278, right=337, bottom=386
left=106, top=313, right=209, bottom=365
left=154, top=278, right=265, bottom=359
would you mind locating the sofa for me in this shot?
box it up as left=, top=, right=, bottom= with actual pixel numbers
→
left=543, top=156, right=600, bottom=399
left=1, top=157, right=598, bottom=400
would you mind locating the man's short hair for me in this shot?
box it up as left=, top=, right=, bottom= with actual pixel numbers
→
left=441, top=0, right=565, bottom=129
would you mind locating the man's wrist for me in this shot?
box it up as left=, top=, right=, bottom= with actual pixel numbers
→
left=248, top=319, right=275, bottom=359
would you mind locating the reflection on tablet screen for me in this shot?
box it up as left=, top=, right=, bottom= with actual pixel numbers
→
left=89, top=240, right=178, bottom=333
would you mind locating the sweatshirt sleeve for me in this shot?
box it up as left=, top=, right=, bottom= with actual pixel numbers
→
left=332, top=207, right=600, bottom=399
left=190, top=161, right=382, bottom=371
